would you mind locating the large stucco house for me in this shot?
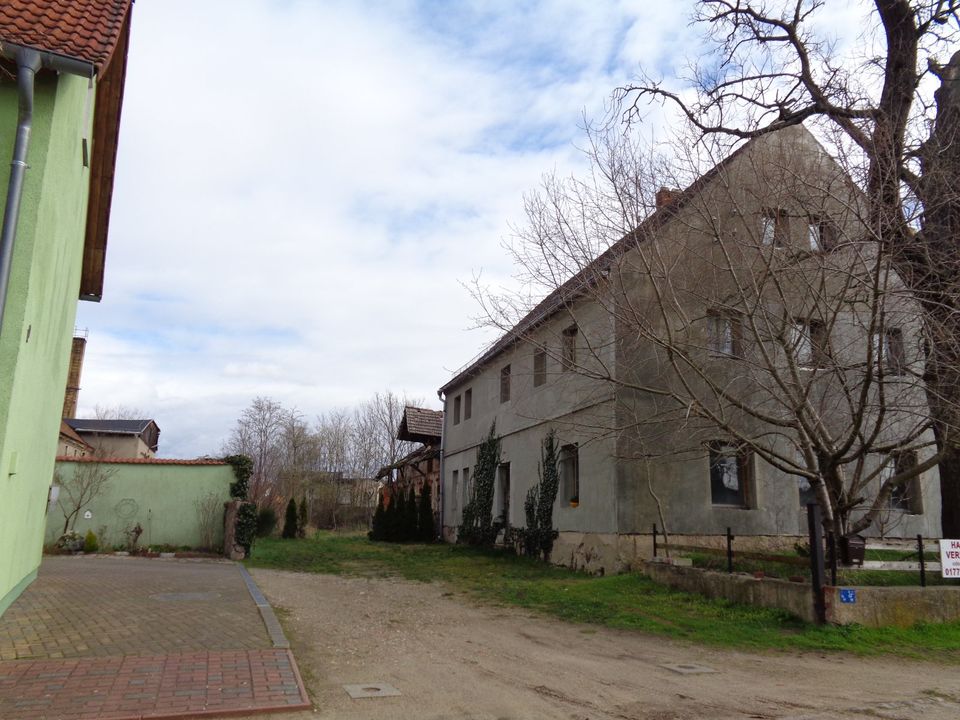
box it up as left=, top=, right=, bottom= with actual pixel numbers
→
left=0, top=0, right=133, bottom=615
left=439, top=126, right=942, bottom=573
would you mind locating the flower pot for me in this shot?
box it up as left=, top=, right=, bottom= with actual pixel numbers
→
left=569, top=501, right=579, bottom=508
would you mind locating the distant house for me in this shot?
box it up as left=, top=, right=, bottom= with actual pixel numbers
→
left=64, top=419, right=160, bottom=459
left=376, top=407, right=443, bottom=522
left=0, top=0, right=134, bottom=615
left=57, top=421, right=93, bottom=458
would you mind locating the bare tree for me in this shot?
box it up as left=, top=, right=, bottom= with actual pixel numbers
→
left=194, top=492, right=222, bottom=550
left=222, top=396, right=286, bottom=506
left=613, top=0, right=960, bottom=534
left=56, top=463, right=116, bottom=535
left=94, top=404, right=148, bottom=420
left=477, top=124, right=951, bottom=539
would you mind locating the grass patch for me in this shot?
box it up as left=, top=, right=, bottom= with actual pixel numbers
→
left=246, top=532, right=960, bottom=659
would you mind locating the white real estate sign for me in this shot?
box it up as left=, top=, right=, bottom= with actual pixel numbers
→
left=940, top=539, right=960, bottom=578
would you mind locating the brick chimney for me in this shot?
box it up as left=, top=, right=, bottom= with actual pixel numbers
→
left=656, top=186, right=679, bottom=209
left=62, top=335, right=86, bottom=418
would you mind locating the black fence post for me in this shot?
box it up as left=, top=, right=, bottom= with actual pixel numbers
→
left=652, top=523, right=658, bottom=558
left=918, top=534, right=926, bottom=588
left=827, top=531, right=837, bottom=586
left=726, top=527, right=734, bottom=573
left=806, top=503, right=826, bottom=624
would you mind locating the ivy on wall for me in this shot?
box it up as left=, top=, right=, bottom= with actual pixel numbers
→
left=223, top=454, right=253, bottom=500
left=458, top=422, right=502, bottom=547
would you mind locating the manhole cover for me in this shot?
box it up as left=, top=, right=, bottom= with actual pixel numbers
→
left=660, top=663, right=718, bottom=675
left=343, top=683, right=401, bottom=699
left=149, top=592, right=221, bottom=602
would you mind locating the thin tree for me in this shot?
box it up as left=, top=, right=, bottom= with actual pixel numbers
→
left=56, top=463, right=116, bottom=535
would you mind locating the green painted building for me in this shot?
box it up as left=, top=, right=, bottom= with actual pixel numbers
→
left=0, top=1, right=134, bottom=616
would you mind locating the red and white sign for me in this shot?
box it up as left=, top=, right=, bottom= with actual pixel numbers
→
left=940, top=539, right=960, bottom=578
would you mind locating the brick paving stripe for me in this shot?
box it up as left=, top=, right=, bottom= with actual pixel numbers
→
left=0, top=557, right=313, bottom=720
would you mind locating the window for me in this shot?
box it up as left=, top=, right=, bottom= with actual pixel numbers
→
left=462, top=466, right=471, bottom=507
left=500, top=365, right=511, bottom=403
left=464, top=389, right=472, bottom=419
left=709, top=442, right=752, bottom=507
left=533, top=348, right=547, bottom=387
left=790, top=319, right=828, bottom=368
left=562, top=325, right=577, bottom=370
left=882, top=451, right=923, bottom=513
left=760, top=208, right=788, bottom=247
left=807, top=216, right=836, bottom=251
left=453, top=395, right=461, bottom=425
left=560, top=444, right=579, bottom=503
left=451, top=469, right=459, bottom=512
left=873, top=328, right=906, bottom=375
left=707, top=309, right=742, bottom=357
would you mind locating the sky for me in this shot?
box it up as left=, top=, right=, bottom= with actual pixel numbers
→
left=75, top=0, right=706, bottom=457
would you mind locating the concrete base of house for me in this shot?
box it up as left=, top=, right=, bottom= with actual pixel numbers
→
left=0, top=567, right=38, bottom=619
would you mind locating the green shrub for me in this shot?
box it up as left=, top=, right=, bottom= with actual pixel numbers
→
left=297, top=496, right=308, bottom=539
left=282, top=498, right=298, bottom=539
left=83, top=530, right=99, bottom=553
left=235, top=502, right=258, bottom=555
left=256, top=506, right=277, bottom=537
left=404, top=485, right=418, bottom=541
left=369, top=493, right=386, bottom=541
left=418, top=482, right=434, bottom=542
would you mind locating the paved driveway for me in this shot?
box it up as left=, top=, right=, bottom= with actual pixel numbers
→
left=0, top=556, right=310, bottom=720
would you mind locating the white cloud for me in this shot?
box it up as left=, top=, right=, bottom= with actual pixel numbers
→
left=76, top=0, right=698, bottom=456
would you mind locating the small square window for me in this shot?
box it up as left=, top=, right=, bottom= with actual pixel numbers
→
left=707, top=310, right=742, bottom=357
left=562, top=325, right=577, bottom=370
left=464, top=389, right=472, bottom=419
left=560, top=444, right=579, bottom=503
left=533, top=349, right=547, bottom=387
left=500, top=365, right=511, bottom=403
left=761, top=209, right=788, bottom=247
left=709, top=442, right=752, bottom=507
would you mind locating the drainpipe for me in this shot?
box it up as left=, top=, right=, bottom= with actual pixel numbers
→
left=437, top=389, right=446, bottom=541
left=0, top=43, right=94, bottom=336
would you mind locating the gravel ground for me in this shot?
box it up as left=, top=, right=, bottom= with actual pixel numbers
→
left=250, top=568, right=960, bottom=720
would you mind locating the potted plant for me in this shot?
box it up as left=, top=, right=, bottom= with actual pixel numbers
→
left=569, top=496, right=579, bottom=508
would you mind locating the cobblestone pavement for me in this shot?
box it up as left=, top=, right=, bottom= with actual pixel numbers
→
left=0, top=557, right=311, bottom=720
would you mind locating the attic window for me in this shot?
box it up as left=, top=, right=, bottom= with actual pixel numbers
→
left=562, top=325, right=577, bottom=370
left=500, top=365, right=511, bottom=403
left=533, top=348, right=547, bottom=387
left=760, top=209, right=788, bottom=247
left=464, top=389, right=472, bottom=420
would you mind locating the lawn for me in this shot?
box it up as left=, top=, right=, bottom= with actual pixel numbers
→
left=246, top=532, right=960, bottom=659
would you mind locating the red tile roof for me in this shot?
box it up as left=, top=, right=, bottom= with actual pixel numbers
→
left=56, top=456, right=228, bottom=466
left=0, top=0, right=132, bottom=72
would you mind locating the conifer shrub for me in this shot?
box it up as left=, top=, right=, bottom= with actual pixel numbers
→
left=297, top=496, right=308, bottom=538
left=458, top=422, right=502, bottom=547
left=282, top=498, right=298, bottom=539
left=418, top=482, right=434, bottom=542
left=369, top=493, right=386, bottom=541
left=405, top=485, right=419, bottom=541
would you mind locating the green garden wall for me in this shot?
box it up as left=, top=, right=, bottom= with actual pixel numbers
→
left=0, top=72, right=94, bottom=617
left=46, top=460, right=234, bottom=550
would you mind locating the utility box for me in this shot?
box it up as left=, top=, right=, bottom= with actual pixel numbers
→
left=840, top=534, right=866, bottom=566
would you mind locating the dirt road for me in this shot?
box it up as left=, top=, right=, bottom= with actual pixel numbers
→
left=251, top=569, right=960, bottom=720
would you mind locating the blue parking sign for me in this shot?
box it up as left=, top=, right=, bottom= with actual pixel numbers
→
left=839, top=588, right=856, bottom=604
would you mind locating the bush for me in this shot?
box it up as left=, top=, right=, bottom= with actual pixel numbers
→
left=235, top=502, right=258, bottom=555
left=418, top=482, right=434, bottom=542
left=223, top=454, right=253, bottom=499
left=369, top=493, right=386, bottom=541
left=282, top=498, right=298, bottom=539
left=56, top=530, right=83, bottom=551
left=297, top=496, right=308, bottom=539
left=256, top=506, right=277, bottom=537
left=83, top=530, right=99, bottom=553
left=404, top=485, right=418, bottom=542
